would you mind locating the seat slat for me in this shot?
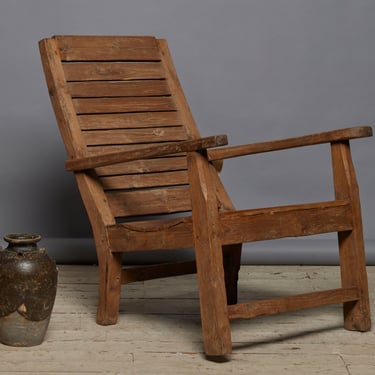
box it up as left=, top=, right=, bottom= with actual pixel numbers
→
left=95, top=156, right=187, bottom=176
left=107, top=186, right=191, bottom=217
left=101, top=170, right=189, bottom=190
left=63, top=62, right=165, bottom=81
left=78, top=112, right=182, bottom=130
left=68, top=80, right=170, bottom=98
left=73, top=97, right=177, bottom=114
left=83, top=127, right=187, bottom=146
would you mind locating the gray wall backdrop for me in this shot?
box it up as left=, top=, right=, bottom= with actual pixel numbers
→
left=0, top=0, right=374, bottom=264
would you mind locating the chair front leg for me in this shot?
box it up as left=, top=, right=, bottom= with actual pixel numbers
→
left=187, top=152, right=232, bottom=356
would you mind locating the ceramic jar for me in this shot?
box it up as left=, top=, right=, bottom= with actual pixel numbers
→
left=0, top=233, right=58, bottom=346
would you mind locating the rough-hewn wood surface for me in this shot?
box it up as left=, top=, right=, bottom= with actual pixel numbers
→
left=39, top=35, right=372, bottom=356
left=1, top=265, right=373, bottom=374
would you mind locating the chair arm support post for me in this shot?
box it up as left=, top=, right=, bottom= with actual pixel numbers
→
left=207, top=126, right=372, bottom=161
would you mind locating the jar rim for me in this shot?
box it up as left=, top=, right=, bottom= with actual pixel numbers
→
left=3, top=233, right=41, bottom=244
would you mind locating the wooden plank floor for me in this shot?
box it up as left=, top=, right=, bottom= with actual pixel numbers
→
left=1, top=265, right=374, bottom=374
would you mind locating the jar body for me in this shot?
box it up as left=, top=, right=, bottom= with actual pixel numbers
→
left=0, top=234, right=58, bottom=346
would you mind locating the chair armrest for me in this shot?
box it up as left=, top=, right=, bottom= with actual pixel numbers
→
left=65, top=134, right=228, bottom=171
left=207, top=126, right=372, bottom=161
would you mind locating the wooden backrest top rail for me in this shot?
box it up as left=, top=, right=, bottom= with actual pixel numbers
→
left=56, top=35, right=162, bottom=61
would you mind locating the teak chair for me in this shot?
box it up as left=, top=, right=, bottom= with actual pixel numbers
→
left=39, top=35, right=371, bottom=356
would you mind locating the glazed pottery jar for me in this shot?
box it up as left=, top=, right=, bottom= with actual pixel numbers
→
left=0, top=233, right=58, bottom=346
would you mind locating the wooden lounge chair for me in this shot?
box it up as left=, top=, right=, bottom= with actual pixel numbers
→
left=39, top=35, right=371, bottom=356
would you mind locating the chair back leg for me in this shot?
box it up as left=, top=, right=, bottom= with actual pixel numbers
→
left=223, top=243, right=242, bottom=305
left=331, top=141, right=371, bottom=331
left=96, top=251, right=123, bottom=325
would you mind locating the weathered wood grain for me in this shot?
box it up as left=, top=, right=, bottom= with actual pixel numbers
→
left=57, top=35, right=160, bottom=61
left=107, top=186, right=191, bottom=217
left=68, top=80, right=171, bottom=97
left=95, top=156, right=187, bottom=176
left=78, top=112, right=182, bottom=130
left=65, top=135, right=228, bottom=171
left=63, top=61, right=166, bottom=81
left=73, top=96, right=177, bottom=114
left=207, top=126, right=372, bottom=161
left=108, top=216, right=193, bottom=251
left=331, top=141, right=371, bottom=331
left=83, top=126, right=187, bottom=146
left=220, top=200, right=353, bottom=244
left=228, top=287, right=359, bottom=320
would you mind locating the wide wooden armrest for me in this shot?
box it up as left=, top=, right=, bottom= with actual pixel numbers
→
left=66, top=135, right=228, bottom=171
left=207, top=126, right=372, bottom=161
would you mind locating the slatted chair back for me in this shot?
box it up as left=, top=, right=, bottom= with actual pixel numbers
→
left=40, top=36, right=200, bottom=223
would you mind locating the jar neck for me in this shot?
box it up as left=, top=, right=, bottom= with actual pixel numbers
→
left=4, top=233, right=41, bottom=252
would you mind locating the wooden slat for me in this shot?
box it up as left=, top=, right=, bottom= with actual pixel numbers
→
left=85, top=144, right=186, bottom=156
left=68, top=80, right=171, bottom=97
left=63, top=62, right=165, bottom=81
left=78, top=112, right=182, bottom=130
left=96, top=156, right=187, bottom=176
left=60, top=46, right=160, bottom=62
left=227, top=287, right=359, bottom=320
left=220, top=200, right=353, bottom=244
left=83, top=127, right=187, bottom=146
left=107, top=186, right=191, bottom=217
left=208, top=126, right=373, bottom=161
left=101, top=170, right=189, bottom=190
left=108, top=216, right=193, bottom=251
left=73, top=97, right=177, bottom=114
left=56, top=35, right=160, bottom=61
left=57, top=35, right=158, bottom=48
